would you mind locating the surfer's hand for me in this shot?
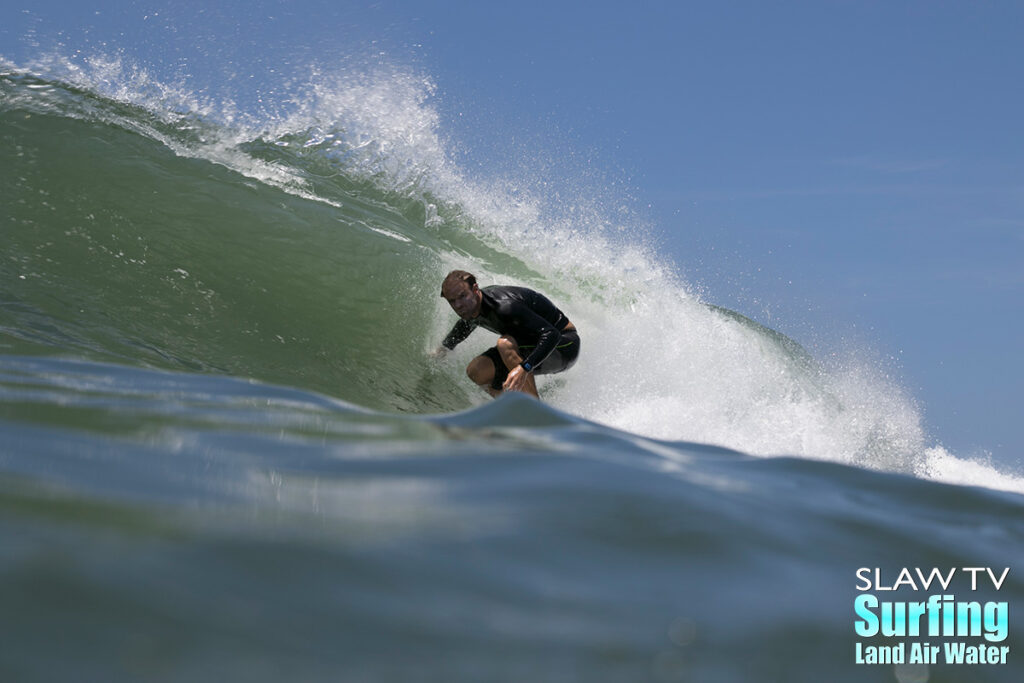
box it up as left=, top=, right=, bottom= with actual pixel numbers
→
left=502, top=365, right=530, bottom=393
left=428, top=346, right=448, bottom=360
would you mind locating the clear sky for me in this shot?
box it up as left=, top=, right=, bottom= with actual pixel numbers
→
left=3, top=1, right=1022, bottom=465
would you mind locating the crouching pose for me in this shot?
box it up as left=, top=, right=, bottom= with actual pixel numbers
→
left=434, top=270, right=580, bottom=399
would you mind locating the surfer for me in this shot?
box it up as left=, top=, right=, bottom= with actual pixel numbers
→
left=432, top=270, right=580, bottom=399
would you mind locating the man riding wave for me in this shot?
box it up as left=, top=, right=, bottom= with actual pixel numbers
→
left=433, top=270, right=580, bottom=399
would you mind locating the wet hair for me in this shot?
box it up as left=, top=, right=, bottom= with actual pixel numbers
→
left=440, top=270, right=477, bottom=298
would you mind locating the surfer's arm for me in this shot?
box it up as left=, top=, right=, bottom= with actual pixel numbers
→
left=492, top=303, right=560, bottom=396
left=509, top=305, right=561, bottom=370
left=441, top=318, right=476, bottom=350
left=502, top=364, right=533, bottom=394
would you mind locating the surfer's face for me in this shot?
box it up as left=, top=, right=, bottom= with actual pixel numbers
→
left=444, top=282, right=481, bottom=319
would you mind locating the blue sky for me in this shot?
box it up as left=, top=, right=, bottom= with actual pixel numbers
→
left=3, top=1, right=1022, bottom=464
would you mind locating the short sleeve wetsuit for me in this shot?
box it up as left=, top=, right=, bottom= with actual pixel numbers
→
left=442, top=285, right=580, bottom=390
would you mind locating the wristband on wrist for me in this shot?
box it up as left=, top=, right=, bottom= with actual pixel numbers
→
left=521, top=361, right=534, bottom=373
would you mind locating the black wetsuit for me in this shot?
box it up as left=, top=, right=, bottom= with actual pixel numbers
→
left=442, top=285, right=580, bottom=390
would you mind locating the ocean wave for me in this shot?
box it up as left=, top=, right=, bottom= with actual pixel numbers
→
left=1, top=57, right=1019, bottom=495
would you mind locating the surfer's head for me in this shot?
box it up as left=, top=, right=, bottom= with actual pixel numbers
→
left=441, top=270, right=482, bottom=319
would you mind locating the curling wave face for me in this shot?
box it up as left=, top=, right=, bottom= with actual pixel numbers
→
left=0, top=58, right=1020, bottom=493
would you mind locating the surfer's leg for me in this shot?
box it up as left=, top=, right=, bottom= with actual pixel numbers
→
left=496, top=335, right=539, bottom=398
left=467, top=353, right=502, bottom=398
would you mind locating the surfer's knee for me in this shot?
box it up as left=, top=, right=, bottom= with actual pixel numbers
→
left=466, top=356, right=495, bottom=387
left=496, top=335, right=518, bottom=354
